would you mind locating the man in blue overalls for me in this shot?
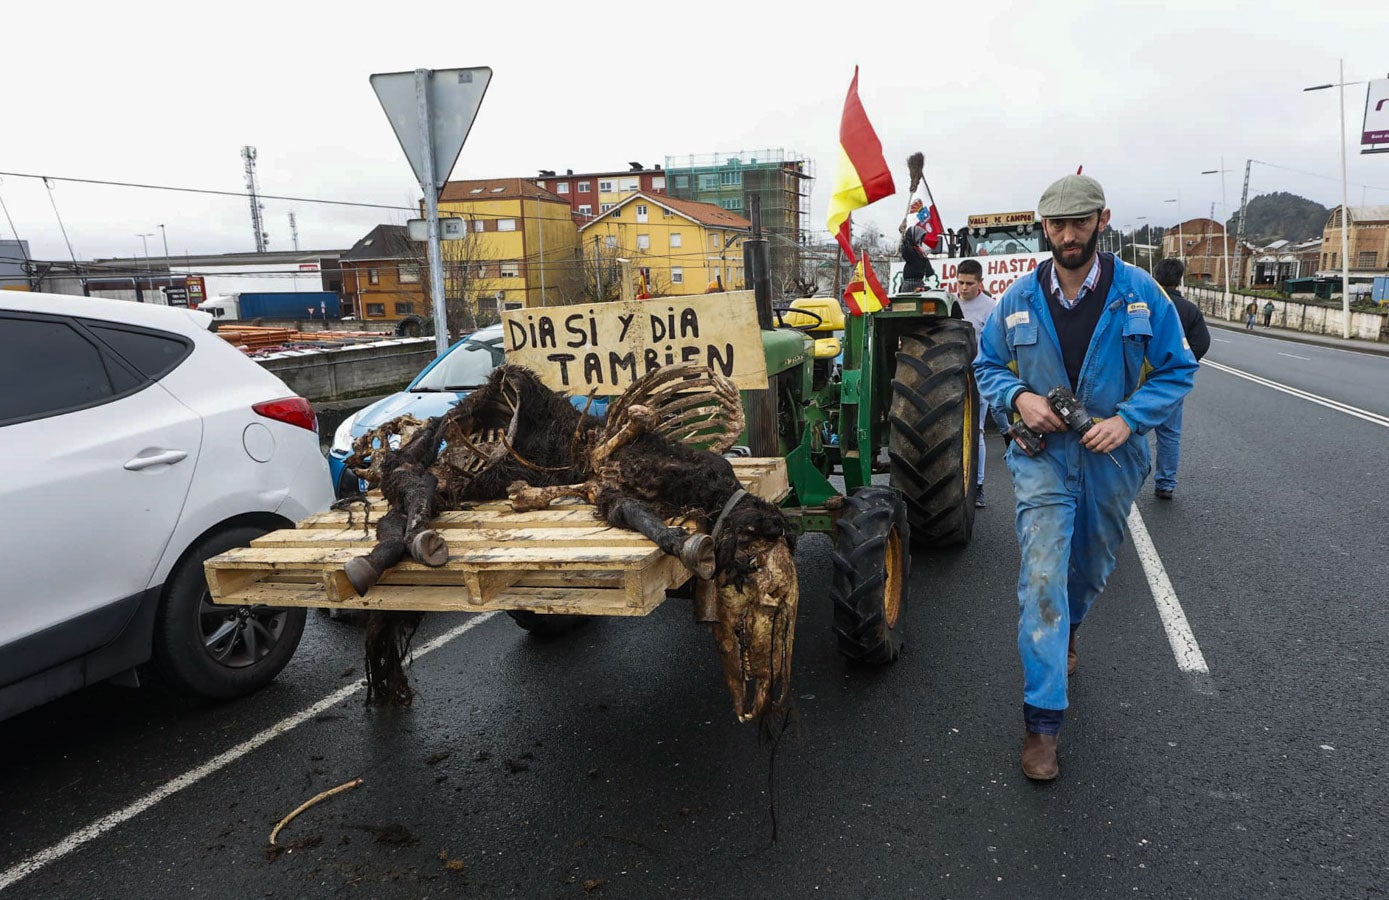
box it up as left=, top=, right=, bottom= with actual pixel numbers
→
left=974, top=174, right=1197, bottom=781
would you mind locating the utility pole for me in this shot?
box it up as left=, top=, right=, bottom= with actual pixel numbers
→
left=1233, top=159, right=1252, bottom=290
left=534, top=193, right=546, bottom=305
left=242, top=146, right=268, bottom=253
left=158, top=223, right=169, bottom=261
left=289, top=211, right=300, bottom=251
left=136, top=232, right=154, bottom=302
left=594, top=235, right=603, bottom=301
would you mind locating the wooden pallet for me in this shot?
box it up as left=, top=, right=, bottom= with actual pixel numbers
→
left=205, top=457, right=789, bottom=617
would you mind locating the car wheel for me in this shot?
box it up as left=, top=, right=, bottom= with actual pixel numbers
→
left=152, top=525, right=307, bottom=699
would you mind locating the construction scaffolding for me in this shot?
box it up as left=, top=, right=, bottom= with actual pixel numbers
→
left=663, top=149, right=815, bottom=296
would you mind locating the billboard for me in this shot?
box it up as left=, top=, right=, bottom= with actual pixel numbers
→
left=1363, top=78, right=1389, bottom=152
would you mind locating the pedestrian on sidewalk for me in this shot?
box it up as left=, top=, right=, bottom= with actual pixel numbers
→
left=1151, top=259, right=1209, bottom=500
left=1245, top=300, right=1258, bottom=330
left=954, top=258, right=1002, bottom=508
left=975, top=173, right=1197, bottom=781
left=1262, top=300, right=1275, bottom=327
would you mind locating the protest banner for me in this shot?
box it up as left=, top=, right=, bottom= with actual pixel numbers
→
left=502, top=291, right=769, bottom=396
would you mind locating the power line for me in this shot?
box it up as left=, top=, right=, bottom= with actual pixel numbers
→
left=1250, top=159, right=1389, bottom=195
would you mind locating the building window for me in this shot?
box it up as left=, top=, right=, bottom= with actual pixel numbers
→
left=599, top=180, right=614, bottom=193
left=620, top=178, right=638, bottom=191
left=366, top=303, right=386, bottom=316
left=670, top=232, right=682, bottom=248
left=674, top=174, right=689, bottom=189
left=698, top=174, right=719, bottom=190
left=671, top=267, right=683, bottom=284
left=578, top=182, right=591, bottom=193
left=578, top=205, right=592, bottom=216
left=721, top=171, right=742, bottom=186
left=500, top=262, right=519, bottom=278
left=1357, top=251, right=1377, bottom=268
left=398, top=265, right=420, bottom=283
left=498, top=219, right=516, bottom=232
left=368, top=268, right=379, bottom=285
left=652, top=177, right=666, bottom=191
left=491, top=187, right=505, bottom=193
left=720, top=197, right=743, bottom=210
left=394, top=302, right=414, bottom=315
left=710, top=234, right=720, bottom=250
left=476, top=264, right=489, bottom=277
left=637, top=234, right=650, bottom=250
left=600, top=203, right=616, bottom=213
left=605, top=236, right=617, bottom=249
left=557, top=182, right=570, bottom=194
left=474, top=219, right=485, bottom=233
left=469, top=187, right=484, bottom=194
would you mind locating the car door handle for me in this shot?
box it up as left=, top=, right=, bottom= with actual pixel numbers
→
left=124, top=449, right=189, bottom=471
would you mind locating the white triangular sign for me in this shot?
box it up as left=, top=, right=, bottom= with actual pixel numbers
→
left=371, top=67, right=492, bottom=191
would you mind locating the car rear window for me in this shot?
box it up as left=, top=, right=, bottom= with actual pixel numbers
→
left=86, top=322, right=193, bottom=381
left=0, top=317, right=142, bottom=424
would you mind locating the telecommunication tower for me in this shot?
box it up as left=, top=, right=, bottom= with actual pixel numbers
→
left=289, top=211, right=300, bottom=251
left=242, top=145, right=269, bottom=253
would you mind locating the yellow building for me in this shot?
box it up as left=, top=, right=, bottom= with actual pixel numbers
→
left=437, top=178, right=580, bottom=310
left=578, top=192, right=751, bottom=297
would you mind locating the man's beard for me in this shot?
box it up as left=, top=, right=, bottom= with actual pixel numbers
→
left=1053, top=227, right=1100, bottom=271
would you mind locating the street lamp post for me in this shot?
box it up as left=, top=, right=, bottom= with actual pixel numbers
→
left=136, top=232, right=154, bottom=302
left=158, top=224, right=170, bottom=262
left=1201, top=162, right=1233, bottom=317
left=1135, top=216, right=1150, bottom=272
left=1164, top=194, right=1181, bottom=263
left=1304, top=60, right=1362, bottom=339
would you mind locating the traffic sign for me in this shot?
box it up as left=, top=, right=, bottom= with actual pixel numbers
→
left=407, top=217, right=468, bottom=241
left=370, top=67, right=492, bottom=192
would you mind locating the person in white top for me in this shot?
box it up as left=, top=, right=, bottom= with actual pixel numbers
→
left=954, top=259, right=1002, bottom=508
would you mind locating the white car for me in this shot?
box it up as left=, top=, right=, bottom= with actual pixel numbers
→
left=0, top=292, right=334, bottom=720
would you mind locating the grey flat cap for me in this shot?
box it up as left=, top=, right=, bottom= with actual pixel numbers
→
left=1038, top=174, right=1106, bottom=218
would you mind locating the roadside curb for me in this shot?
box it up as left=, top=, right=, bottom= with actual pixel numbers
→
left=1206, top=318, right=1389, bottom=357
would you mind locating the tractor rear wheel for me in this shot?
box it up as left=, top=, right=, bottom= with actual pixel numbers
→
left=831, top=486, right=910, bottom=664
left=887, top=318, right=980, bottom=547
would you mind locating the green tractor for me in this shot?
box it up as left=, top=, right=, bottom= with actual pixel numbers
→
left=740, top=238, right=980, bottom=664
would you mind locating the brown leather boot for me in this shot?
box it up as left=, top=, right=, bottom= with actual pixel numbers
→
left=1067, top=632, right=1078, bottom=676
left=1021, top=732, right=1060, bottom=781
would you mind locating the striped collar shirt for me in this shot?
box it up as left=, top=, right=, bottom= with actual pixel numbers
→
left=1046, top=253, right=1102, bottom=309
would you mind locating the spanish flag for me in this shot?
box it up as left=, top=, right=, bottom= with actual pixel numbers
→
left=826, top=67, right=896, bottom=264
left=843, top=255, right=889, bottom=315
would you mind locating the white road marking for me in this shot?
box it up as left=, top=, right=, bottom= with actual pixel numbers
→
left=1203, top=360, right=1389, bottom=428
left=0, top=612, right=499, bottom=894
left=1277, top=352, right=1311, bottom=361
left=1211, top=337, right=1232, bottom=343
left=1127, top=506, right=1215, bottom=695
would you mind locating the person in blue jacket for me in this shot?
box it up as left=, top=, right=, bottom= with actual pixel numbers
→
left=974, top=173, right=1197, bottom=782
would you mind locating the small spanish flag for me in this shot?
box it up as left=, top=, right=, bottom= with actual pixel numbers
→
left=843, top=255, right=889, bottom=315
left=826, top=66, right=896, bottom=264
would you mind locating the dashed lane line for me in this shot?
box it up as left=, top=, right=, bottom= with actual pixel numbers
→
left=1277, top=352, right=1311, bottom=361
left=1203, top=359, right=1389, bottom=428
left=0, top=612, right=500, bottom=894
left=1127, top=506, right=1216, bottom=696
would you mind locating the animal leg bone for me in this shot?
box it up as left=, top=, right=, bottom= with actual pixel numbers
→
left=507, top=481, right=595, bottom=512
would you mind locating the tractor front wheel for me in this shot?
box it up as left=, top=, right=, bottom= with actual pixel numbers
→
left=887, top=318, right=980, bottom=547
left=831, top=486, right=910, bottom=664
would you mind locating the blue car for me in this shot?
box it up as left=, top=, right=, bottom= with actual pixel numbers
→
left=327, top=324, right=606, bottom=497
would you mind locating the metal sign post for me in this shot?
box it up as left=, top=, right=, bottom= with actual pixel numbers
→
left=371, top=66, right=492, bottom=357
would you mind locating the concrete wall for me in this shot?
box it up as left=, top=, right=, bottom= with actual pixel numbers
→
left=1185, top=285, right=1388, bottom=343
left=257, top=338, right=435, bottom=402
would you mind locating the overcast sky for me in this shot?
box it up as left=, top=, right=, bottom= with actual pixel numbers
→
left=2, top=0, right=1386, bottom=264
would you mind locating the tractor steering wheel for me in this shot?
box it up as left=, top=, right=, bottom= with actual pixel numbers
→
left=773, top=306, right=825, bottom=331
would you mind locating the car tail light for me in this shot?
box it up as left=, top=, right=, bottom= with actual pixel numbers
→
left=253, top=397, right=318, bottom=433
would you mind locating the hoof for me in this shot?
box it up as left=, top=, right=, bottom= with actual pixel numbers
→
left=344, top=556, right=380, bottom=597
left=409, top=529, right=450, bottom=567
left=679, top=533, right=716, bottom=581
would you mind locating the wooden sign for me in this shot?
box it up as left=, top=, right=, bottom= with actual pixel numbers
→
left=502, top=291, right=769, bottom=396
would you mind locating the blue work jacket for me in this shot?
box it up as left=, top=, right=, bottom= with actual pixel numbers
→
left=974, top=255, right=1197, bottom=446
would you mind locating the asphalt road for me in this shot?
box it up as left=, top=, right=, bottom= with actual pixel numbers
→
left=2, top=329, right=1385, bottom=899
